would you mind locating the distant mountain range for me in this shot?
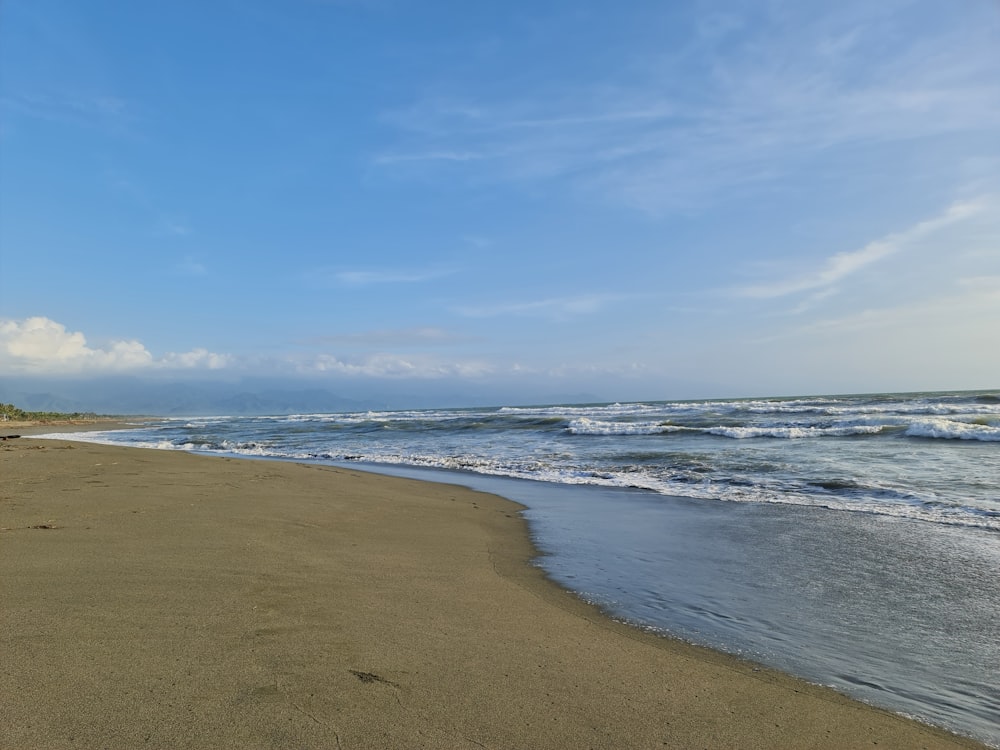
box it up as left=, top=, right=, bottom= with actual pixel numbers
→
left=0, top=378, right=380, bottom=416
left=0, top=376, right=608, bottom=415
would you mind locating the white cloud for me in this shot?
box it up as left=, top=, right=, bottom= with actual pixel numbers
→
left=295, top=352, right=649, bottom=381
left=737, top=199, right=984, bottom=299
left=0, top=317, right=228, bottom=374
left=301, top=352, right=494, bottom=379
left=0, top=317, right=153, bottom=372
left=160, top=348, right=230, bottom=369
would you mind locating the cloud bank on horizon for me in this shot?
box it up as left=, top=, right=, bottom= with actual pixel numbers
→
left=1, top=0, right=998, bottom=405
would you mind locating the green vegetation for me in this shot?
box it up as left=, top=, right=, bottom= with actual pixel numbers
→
left=0, top=403, right=101, bottom=422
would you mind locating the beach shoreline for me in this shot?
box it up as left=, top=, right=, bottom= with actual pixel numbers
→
left=2, top=418, right=151, bottom=436
left=1, top=436, right=989, bottom=749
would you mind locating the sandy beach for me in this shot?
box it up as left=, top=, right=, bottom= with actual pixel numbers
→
left=1, top=435, right=988, bottom=749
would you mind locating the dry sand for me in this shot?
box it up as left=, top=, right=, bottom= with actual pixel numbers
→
left=1, top=436, right=987, bottom=749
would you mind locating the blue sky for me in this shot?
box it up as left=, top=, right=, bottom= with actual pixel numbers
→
left=1, top=0, right=998, bottom=406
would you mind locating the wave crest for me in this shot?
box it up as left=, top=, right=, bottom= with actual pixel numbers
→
left=905, top=419, right=1000, bottom=441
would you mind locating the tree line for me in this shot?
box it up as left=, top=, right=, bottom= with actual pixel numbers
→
left=0, top=403, right=101, bottom=422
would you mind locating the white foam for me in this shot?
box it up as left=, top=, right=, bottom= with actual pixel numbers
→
left=500, top=403, right=663, bottom=417
left=29, top=430, right=147, bottom=444
left=707, top=425, right=886, bottom=439
left=566, top=420, right=887, bottom=439
left=905, top=419, right=1000, bottom=441
left=340, top=454, right=1000, bottom=532
left=567, top=418, right=684, bottom=435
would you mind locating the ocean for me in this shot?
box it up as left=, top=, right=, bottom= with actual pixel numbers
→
left=42, top=390, right=1000, bottom=746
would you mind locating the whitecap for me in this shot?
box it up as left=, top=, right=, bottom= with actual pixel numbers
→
left=566, top=418, right=685, bottom=435
left=905, top=419, right=1000, bottom=441
left=706, top=425, right=886, bottom=439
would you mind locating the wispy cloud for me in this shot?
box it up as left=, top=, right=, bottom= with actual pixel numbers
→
left=100, top=171, right=196, bottom=240
left=374, top=150, right=489, bottom=165
left=462, top=235, right=493, bottom=249
left=175, top=256, right=207, bottom=276
left=737, top=199, right=985, bottom=299
left=374, top=4, right=1000, bottom=213
left=1, top=91, right=130, bottom=132
left=303, top=327, right=473, bottom=347
left=161, top=219, right=192, bottom=237
left=322, top=267, right=455, bottom=286
left=455, top=293, right=627, bottom=319
left=761, top=274, right=1000, bottom=345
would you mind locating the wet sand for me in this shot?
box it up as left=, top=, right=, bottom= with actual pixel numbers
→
left=1, top=437, right=987, bottom=749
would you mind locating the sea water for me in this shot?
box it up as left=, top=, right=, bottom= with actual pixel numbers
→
left=43, top=390, right=1000, bottom=746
